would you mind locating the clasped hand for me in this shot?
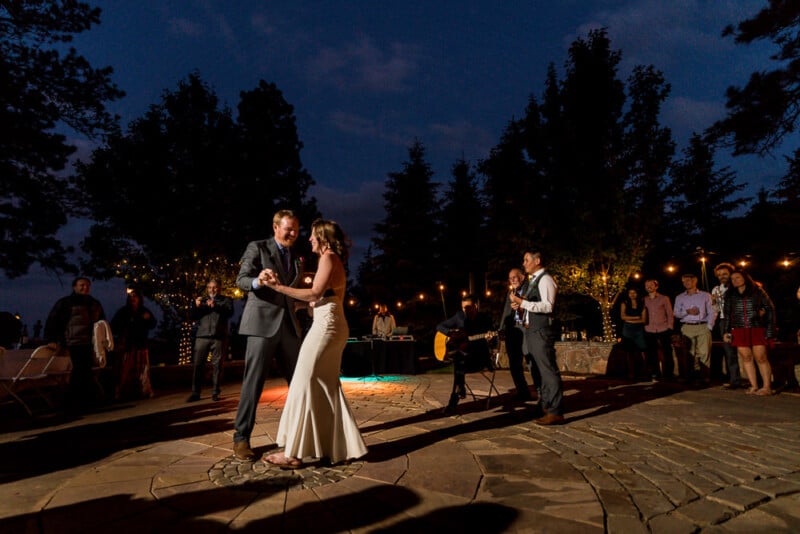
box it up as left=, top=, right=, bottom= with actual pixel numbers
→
left=260, top=269, right=280, bottom=287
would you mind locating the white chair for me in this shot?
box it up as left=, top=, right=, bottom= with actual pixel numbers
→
left=0, top=346, right=70, bottom=415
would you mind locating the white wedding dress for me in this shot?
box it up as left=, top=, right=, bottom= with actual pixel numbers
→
left=275, top=287, right=367, bottom=463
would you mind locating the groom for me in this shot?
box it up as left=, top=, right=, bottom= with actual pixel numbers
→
left=232, top=209, right=303, bottom=461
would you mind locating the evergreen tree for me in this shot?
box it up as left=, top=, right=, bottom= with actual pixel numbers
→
left=624, top=65, right=676, bottom=274
left=235, top=80, right=318, bottom=245
left=668, top=133, right=747, bottom=255
left=479, top=117, right=533, bottom=276
left=777, top=147, right=800, bottom=203
left=365, top=140, right=441, bottom=307
left=623, top=65, right=675, bottom=233
left=481, top=29, right=676, bottom=340
left=0, top=0, right=123, bottom=277
left=711, top=0, right=800, bottom=156
left=74, top=73, right=317, bottom=323
left=439, top=158, right=485, bottom=295
left=543, top=30, right=646, bottom=340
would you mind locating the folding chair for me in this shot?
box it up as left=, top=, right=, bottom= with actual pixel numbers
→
left=463, top=367, right=500, bottom=409
left=0, top=346, right=65, bottom=415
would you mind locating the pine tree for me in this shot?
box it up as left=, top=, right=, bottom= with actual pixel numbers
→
left=1, top=0, right=123, bottom=277
left=668, top=133, right=747, bottom=255
left=365, top=140, right=441, bottom=307
left=74, top=73, right=318, bottom=325
left=439, top=158, right=485, bottom=296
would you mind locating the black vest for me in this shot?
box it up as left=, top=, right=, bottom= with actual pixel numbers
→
left=525, top=272, right=553, bottom=331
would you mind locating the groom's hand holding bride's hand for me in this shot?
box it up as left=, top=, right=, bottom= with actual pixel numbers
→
left=263, top=269, right=280, bottom=287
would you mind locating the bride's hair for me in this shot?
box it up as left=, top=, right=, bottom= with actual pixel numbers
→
left=312, top=218, right=351, bottom=263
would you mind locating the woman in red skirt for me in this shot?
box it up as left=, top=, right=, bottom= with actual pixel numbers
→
left=723, top=270, right=776, bottom=396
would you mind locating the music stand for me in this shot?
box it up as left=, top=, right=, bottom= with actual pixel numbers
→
left=368, top=336, right=386, bottom=380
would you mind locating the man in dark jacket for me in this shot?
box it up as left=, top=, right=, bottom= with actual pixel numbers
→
left=44, top=276, right=106, bottom=411
left=500, top=267, right=533, bottom=401
left=188, top=278, right=234, bottom=402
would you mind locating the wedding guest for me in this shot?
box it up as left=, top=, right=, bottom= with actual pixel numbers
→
left=723, top=270, right=776, bottom=396
left=110, top=288, right=157, bottom=399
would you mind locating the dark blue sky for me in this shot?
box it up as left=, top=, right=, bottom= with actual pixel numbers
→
left=2, top=0, right=791, bottom=327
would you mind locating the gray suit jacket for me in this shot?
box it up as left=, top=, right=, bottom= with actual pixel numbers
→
left=236, top=237, right=301, bottom=338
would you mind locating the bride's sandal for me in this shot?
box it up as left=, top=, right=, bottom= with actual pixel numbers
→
left=264, top=453, right=303, bottom=469
left=754, top=388, right=773, bottom=396
left=745, top=387, right=758, bottom=395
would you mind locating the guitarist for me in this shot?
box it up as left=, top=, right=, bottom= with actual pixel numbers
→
left=436, top=294, right=495, bottom=414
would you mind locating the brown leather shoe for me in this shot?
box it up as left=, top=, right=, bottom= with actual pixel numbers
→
left=535, top=413, right=565, bottom=426
left=233, top=440, right=256, bottom=461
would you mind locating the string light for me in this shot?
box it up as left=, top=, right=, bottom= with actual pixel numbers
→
left=114, top=253, right=240, bottom=363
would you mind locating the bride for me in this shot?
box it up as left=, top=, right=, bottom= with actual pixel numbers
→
left=261, top=218, right=367, bottom=468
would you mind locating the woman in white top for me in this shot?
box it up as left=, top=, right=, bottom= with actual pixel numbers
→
left=372, top=304, right=396, bottom=337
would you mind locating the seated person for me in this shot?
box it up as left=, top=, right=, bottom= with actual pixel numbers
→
left=436, top=294, right=494, bottom=413
left=372, top=304, right=396, bottom=338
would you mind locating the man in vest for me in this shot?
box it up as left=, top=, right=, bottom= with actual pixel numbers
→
left=510, top=249, right=564, bottom=425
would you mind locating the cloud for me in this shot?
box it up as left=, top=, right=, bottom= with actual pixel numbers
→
left=306, top=36, right=421, bottom=92
left=328, top=111, right=413, bottom=146
left=168, top=17, right=204, bottom=37
left=66, top=137, right=99, bottom=168
left=429, top=120, right=494, bottom=162
left=566, top=0, right=770, bottom=91
left=311, top=180, right=387, bottom=268
left=565, top=0, right=773, bottom=151
left=250, top=13, right=277, bottom=36
left=663, top=95, right=725, bottom=144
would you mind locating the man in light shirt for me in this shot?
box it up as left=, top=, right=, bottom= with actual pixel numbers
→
left=509, top=249, right=564, bottom=425
left=674, top=273, right=715, bottom=384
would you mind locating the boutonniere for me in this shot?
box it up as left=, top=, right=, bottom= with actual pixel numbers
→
left=295, top=256, right=304, bottom=269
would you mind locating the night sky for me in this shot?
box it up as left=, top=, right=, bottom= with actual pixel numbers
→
left=1, top=0, right=789, bottom=328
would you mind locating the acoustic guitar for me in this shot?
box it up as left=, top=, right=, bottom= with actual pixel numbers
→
left=433, top=329, right=497, bottom=361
